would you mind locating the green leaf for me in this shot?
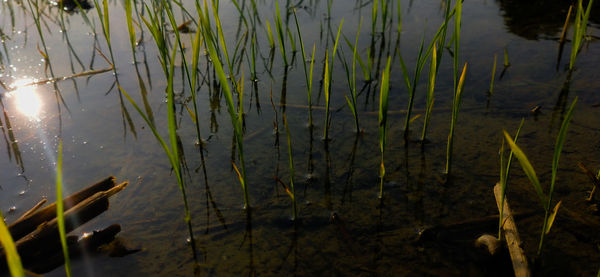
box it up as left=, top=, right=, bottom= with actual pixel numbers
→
left=503, top=131, right=546, bottom=206
left=549, top=97, right=577, bottom=200
left=56, top=140, right=72, bottom=277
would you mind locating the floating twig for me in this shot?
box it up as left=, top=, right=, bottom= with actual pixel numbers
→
left=2, top=67, right=113, bottom=93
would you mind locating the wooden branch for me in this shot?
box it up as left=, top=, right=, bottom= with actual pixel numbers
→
left=494, top=183, right=530, bottom=277
left=8, top=176, right=117, bottom=241
left=14, top=182, right=127, bottom=260
left=1, top=178, right=127, bottom=274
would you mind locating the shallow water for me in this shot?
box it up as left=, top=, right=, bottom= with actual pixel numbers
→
left=1, top=0, right=600, bottom=276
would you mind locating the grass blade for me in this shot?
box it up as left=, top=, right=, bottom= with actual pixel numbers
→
left=549, top=97, right=577, bottom=204
left=55, top=140, right=72, bottom=277
left=0, top=212, right=24, bottom=277
left=502, top=131, right=545, bottom=205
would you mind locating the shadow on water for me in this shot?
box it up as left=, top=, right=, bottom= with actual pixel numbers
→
left=498, top=0, right=600, bottom=40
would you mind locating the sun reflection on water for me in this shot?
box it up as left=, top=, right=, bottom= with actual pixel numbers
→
left=7, top=78, right=43, bottom=121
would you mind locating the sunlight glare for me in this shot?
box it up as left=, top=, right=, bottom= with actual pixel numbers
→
left=8, top=78, right=43, bottom=120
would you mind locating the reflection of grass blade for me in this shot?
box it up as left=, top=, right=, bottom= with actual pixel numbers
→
left=0, top=211, right=24, bottom=277
left=378, top=57, right=391, bottom=199
left=56, top=140, right=72, bottom=277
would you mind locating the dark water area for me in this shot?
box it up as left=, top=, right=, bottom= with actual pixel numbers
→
left=0, top=0, right=599, bottom=276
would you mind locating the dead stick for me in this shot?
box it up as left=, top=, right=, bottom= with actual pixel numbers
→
left=13, top=182, right=128, bottom=262
left=494, top=183, right=530, bottom=277
left=16, top=199, right=48, bottom=222
left=8, top=176, right=117, bottom=241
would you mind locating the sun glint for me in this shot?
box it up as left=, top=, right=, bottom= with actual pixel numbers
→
left=8, top=78, right=43, bottom=120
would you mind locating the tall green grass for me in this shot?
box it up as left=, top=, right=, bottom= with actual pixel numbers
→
left=504, top=97, right=577, bottom=256
left=378, top=57, right=391, bottom=199
left=569, top=0, right=594, bottom=70
left=445, top=0, right=463, bottom=175
left=0, top=211, right=24, bottom=277
left=55, top=140, right=71, bottom=277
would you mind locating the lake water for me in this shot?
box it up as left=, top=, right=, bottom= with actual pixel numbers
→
left=1, top=0, right=600, bottom=275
